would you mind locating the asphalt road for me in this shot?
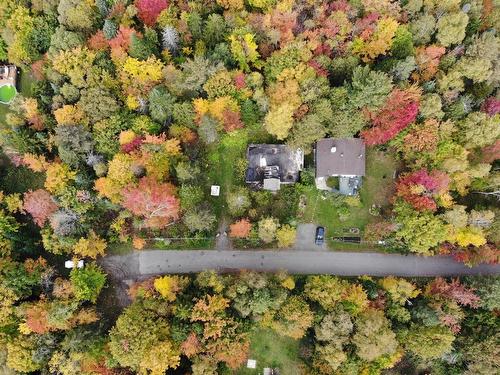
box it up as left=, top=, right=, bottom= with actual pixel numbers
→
left=100, top=250, right=500, bottom=279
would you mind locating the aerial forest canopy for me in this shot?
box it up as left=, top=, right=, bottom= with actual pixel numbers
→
left=0, top=0, right=499, bottom=373
left=0, top=0, right=498, bottom=261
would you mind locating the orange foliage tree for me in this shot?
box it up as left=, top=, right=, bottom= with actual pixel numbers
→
left=229, top=219, right=252, bottom=238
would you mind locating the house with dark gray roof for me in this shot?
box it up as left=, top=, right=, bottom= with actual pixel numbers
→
left=315, top=138, right=365, bottom=195
left=245, top=144, right=304, bottom=191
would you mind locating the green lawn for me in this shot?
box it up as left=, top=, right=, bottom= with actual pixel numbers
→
left=206, top=130, right=249, bottom=219
left=300, top=148, right=399, bottom=248
left=236, top=328, right=304, bottom=375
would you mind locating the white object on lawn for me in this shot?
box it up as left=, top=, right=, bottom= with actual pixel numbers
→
left=211, top=185, right=220, bottom=196
left=64, top=260, right=84, bottom=269
left=247, top=359, right=257, bottom=369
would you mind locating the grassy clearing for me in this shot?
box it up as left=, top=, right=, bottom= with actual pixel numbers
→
left=236, top=328, right=303, bottom=375
left=300, top=148, right=399, bottom=249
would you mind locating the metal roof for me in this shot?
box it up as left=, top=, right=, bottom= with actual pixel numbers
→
left=315, top=138, right=365, bottom=177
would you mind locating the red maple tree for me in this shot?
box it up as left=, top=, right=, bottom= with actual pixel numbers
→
left=451, top=244, right=500, bottom=267
left=121, top=177, right=180, bottom=229
left=181, top=333, right=201, bottom=358
left=480, top=140, right=500, bottom=163
left=395, top=169, right=449, bottom=211
left=88, top=31, right=109, bottom=51
left=362, top=87, right=421, bottom=145
left=108, top=26, right=137, bottom=51
left=23, top=189, right=58, bottom=227
left=481, top=96, right=500, bottom=116
left=135, top=0, right=168, bottom=27
left=426, top=277, right=481, bottom=308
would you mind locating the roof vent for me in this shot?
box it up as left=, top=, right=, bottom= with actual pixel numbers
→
left=358, top=154, right=363, bottom=158
left=340, top=153, right=344, bottom=157
left=330, top=147, right=337, bottom=153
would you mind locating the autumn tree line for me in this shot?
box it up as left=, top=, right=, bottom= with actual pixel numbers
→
left=1, top=250, right=499, bottom=375
left=0, top=0, right=498, bottom=373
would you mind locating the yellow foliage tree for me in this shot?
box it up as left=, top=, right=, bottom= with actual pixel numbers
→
left=216, top=0, right=244, bottom=10
left=154, top=276, right=180, bottom=301
left=142, top=150, right=171, bottom=181
left=379, top=276, right=421, bottom=304
left=193, top=96, right=239, bottom=123
left=23, top=98, right=39, bottom=120
left=268, top=79, right=302, bottom=108
left=120, top=56, right=164, bottom=95
left=119, top=130, right=137, bottom=145
left=452, top=226, right=487, bottom=247
left=44, top=163, right=76, bottom=195
left=4, top=193, right=23, bottom=213
left=352, top=18, right=399, bottom=62
left=163, top=138, right=182, bottom=156
left=140, top=341, right=181, bottom=375
left=54, top=105, right=85, bottom=126
left=276, top=225, right=297, bottom=248
left=6, top=336, right=40, bottom=373
left=73, top=231, right=107, bottom=259
left=342, top=284, right=369, bottom=314
left=229, top=33, right=260, bottom=72
left=5, top=7, right=35, bottom=65
left=263, top=103, right=295, bottom=140
left=52, top=47, right=97, bottom=88
left=94, top=154, right=135, bottom=203
left=281, top=276, right=296, bottom=290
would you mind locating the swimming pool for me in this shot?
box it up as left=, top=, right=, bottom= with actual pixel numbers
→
left=0, top=84, right=17, bottom=104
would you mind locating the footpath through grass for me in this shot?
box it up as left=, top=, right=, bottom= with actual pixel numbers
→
left=236, top=328, right=303, bottom=375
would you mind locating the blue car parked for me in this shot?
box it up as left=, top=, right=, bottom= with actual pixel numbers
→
left=315, top=226, right=325, bottom=245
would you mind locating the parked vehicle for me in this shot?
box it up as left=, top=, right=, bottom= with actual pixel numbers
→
left=315, top=226, right=325, bottom=245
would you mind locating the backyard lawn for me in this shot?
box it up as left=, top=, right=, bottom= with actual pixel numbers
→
left=236, top=328, right=304, bottom=375
left=207, top=130, right=249, bottom=220
left=300, top=148, right=399, bottom=248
